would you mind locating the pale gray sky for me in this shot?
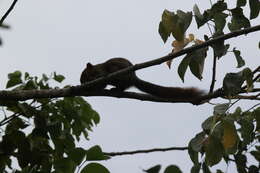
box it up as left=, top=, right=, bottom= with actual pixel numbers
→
left=1, top=0, right=259, bottom=172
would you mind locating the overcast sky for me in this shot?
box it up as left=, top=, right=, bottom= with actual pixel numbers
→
left=1, top=0, right=259, bottom=172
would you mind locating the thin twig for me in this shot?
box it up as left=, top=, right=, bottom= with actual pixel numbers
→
left=103, top=146, right=188, bottom=157
left=0, top=0, right=18, bottom=26
left=245, top=103, right=260, bottom=112
left=209, top=54, right=217, bottom=93
left=0, top=113, right=19, bottom=126
left=226, top=99, right=241, bottom=112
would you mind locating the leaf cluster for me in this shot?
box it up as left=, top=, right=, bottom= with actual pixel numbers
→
left=0, top=72, right=103, bottom=173
left=158, top=0, right=259, bottom=81
left=188, top=104, right=260, bottom=173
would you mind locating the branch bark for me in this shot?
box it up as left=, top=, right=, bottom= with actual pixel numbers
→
left=0, top=88, right=223, bottom=104
left=209, top=54, right=217, bottom=93
left=103, top=146, right=188, bottom=157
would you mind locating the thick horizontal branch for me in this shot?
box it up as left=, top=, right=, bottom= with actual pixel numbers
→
left=0, top=26, right=259, bottom=103
left=103, top=146, right=188, bottom=157
left=0, top=88, right=223, bottom=104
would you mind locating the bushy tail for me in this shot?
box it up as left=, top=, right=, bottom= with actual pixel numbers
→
left=133, top=77, right=205, bottom=100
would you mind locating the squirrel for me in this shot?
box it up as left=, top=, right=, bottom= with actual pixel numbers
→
left=80, top=58, right=205, bottom=103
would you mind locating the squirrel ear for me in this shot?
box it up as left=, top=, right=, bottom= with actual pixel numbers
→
left=86, top=63, right=93, bottom=68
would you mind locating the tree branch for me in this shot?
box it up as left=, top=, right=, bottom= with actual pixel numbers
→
left=75, top=25, right=260, bottom=91
left=0, top=0, right=18, bottom=26
left=228, top=94, right=260, bottom=100
left=0, top=25, right=259, bottom=103
left=0, top=88, right=223, bottom=105
left=209, top=54, right=217, bottom=93
left=103, top=146, right=188, bottom=157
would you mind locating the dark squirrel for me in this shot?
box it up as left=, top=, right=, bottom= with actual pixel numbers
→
left=80, top=58, right=205, bottom=101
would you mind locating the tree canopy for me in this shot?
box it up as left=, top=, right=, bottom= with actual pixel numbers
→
left=0, top=0, right=259, bottom=173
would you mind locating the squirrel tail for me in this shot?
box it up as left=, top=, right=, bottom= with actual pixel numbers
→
left=133, top=77, right=205, bottom=101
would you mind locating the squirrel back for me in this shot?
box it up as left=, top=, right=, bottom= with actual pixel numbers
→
left=80, top=58, right=205, bottom=102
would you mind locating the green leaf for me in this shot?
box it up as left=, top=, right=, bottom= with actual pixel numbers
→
left=24, top=72, right=30, bottom=80
left=0, top=155, right=11, bottom=172
left=188, top=142, right=199, bottom=164
left=230, top=106, right=242, bottom=120
left=202, top=115, right=223, bottom=138
left=164, top=165, right=182, bottom=173
left=81, top=163, right=110, bottom=173
left=211, top=122, right=224, bottom=140
left=210, top=32, right=229, bottom=58
left=242, top=68, right=254, bottom=91
left=191, top=164, right=201, bottom=173
left=213, top=13, right=228, bottom=32
left=249, top=0, right=260, bottom=19
left=248, top=165, right=259, bottom=173
left=61, top=133, right=76, bottom=150
left=250, top=150, right=260, bottom=162
left=5, top=118, right=28, bottom=134
left=189, top=132, right=206, bottom=152
left=202, top=162, right=211, bottom=173
left=205, top=135, right=224, bottom=166
left=193, top=4, right=206, bottom=28
left=252, top=107, right=260, bottom=131
left=42, top=73, right=49, bottom=82
left=8, top=70, right=22, bottom=79
left=228, top=8, right=251, bottom=32
left=214, top=103, right=230, bottom=115
left=221, top=119, right=238, bottom=153
left=178, top=54, right=192, bottom=82
left=24, top=79, right=38, bottom=90
left=239, top=118, right=254, bottom=146
left=159, top=9, right=192, bottom=42
left=54, top=158, right=76, bottom=173
left=223, top=71, right=245, bottom=96
left=211, top=1, right=228, bottom=13
left=86, top=145, right=109, bottom=161
left=143, top=165, right=161, bottom=173
left=216, top=170, right=224, bottom=173
left=237, top=0, right=247, bottom=7
left=159, top=22, right=170, bottom=43
left=233, top=48, right=245, bottom=68
left=68, top=147, right=86, bottom=165
left=176, top=10, right=192, bottom=34
left=54, top=72, right=65, bottom=83
left=159, top=10, right=176, bottom=42
left=202, top=116, right=215, bottom=134
left=18, top=102, right=37, bottom=118
left=6, top=71, right=23, bottom=88
left=234, top=154, right=247, bottom=173
left=171, top=14, right=184, bottom=41
left=189, top=47, right=208, bottom=80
